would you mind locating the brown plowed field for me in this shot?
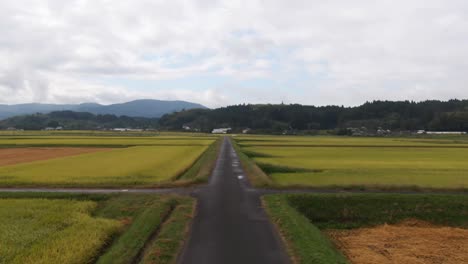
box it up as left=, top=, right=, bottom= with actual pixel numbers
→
left=327, top=219, right=468, bottom=264
left=0, top=147, right=110, bottom=166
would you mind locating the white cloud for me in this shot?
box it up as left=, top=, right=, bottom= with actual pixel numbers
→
left=0, top=0, right=467, bottom=107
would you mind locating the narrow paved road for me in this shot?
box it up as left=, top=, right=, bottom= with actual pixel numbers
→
left=178, top=137, right=290, bottom=264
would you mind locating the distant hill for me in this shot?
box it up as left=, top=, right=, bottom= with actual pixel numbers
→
left=0, top=111, right=159, bottom=130
left=0, top=99, right=207, bottom=120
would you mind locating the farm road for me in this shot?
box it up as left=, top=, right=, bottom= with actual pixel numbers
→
left=177, top=137, right=290, bottom=264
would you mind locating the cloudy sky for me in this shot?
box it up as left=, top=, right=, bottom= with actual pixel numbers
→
left=1, top=0, right=467, bottom=108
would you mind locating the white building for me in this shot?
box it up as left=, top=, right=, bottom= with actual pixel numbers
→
left=112, top=128, right=143, bottom=132
left=212, top=128, right=231, bottom=134
left=426, top=131, right=467, bottom=135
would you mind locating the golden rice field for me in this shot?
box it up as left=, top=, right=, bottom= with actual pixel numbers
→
left=236, top=135, right=468, bottom=189
left=0, top=199, right=121, bottom=264
left=0, top=132, right=217, bottom=187
left=0, top=146, right=207, bottom=187
left=0, top=136, right=215, bottom=147
left=0, top=193, right=194, bottom=264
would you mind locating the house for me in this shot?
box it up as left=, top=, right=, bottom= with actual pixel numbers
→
left=377, top=127, right=391, bottom=135
left=212, top=128, right=231, bottom=134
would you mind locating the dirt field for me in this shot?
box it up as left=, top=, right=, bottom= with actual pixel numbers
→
left=327, top=219, right=468, bottom=264
left=0, top=147, right=110, bottom=166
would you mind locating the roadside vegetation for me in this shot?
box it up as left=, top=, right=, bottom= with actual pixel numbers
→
left=176, top=138, right=222, bottom=185
left=263, top=193, right=468, bottom=264
left=0, top=192, right=195, bottom=264
left=235, top=135, right=468, bottom=190
left=231, top=138, right=272, bottom=187
left=263, top=195, right=348, bottom=264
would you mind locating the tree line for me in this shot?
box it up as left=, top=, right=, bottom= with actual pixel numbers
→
left=158, top=100, right=468, bottom=133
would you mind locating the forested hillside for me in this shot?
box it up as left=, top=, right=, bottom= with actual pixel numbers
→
left=159, top=100, right=468, bottom=133
left=0, top=111, right=159, bottom=130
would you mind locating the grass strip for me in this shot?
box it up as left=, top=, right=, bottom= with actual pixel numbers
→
left=140, top=197, right=195, bottom=264
left=231, top=138, right=272, bottom=187
left=263, top=195, right=348, bottom=264
left=95, top=195, right=175, bottom=264
left=175, top=138, right=222, bottom=184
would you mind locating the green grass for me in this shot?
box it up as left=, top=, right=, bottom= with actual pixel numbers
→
left=232, top=139, right=272, bottom=187
left=0, top=145, right=209, bottom=187
left=263, top=195, right=348, bottom=264
left=287, top=193, right=468, bottom=229
left=96, top=195, right=177, bottom=264
left=0, top=198, right=121, bottom=264
left=235, top=135, right=468, bottom=190
left=176, top=138, right=221, bottom=184
left=0, top=192, right=195, bottom=264
left=140, top=197, right=195, bottom=264
left=263, top=193, right=468, bottom=264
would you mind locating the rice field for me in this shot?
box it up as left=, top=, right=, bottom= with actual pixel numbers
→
left=0, top=132, right=217, bottom=187
left=0, top=136, right=215, bottom=147
left=236, top=135, right=468, bottom=189
left=0, top=193, right=195, bottom=264
left=0, top=145, right=208, bottom=187
left=0, top=199, right=121, bottom=264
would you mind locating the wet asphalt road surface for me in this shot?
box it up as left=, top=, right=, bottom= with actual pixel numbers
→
left=177, top=137, right=290, bottom=264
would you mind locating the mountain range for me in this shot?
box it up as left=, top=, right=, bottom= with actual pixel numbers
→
left=0, top=99, right=207, bottom=120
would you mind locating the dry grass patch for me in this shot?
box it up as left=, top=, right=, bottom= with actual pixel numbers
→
left=327, top=219, right=468, bottom=264
left=0, top=147, right=110, bottom=166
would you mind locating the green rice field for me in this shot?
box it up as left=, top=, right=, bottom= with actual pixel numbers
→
left=235, top=135, right=468, bottom=189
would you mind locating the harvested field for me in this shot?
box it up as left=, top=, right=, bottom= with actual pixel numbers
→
left=0, top=147, right=110, bottom=166
left=327, top=219, right=468, bottom=264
